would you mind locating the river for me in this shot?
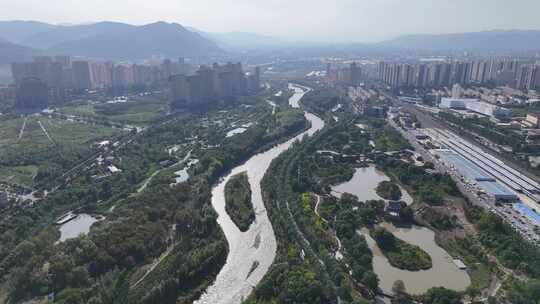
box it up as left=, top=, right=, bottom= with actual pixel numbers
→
left=194, top=84, right=324, bottom=304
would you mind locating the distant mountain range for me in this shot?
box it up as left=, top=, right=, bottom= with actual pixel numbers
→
left=376, top=30, right=540, bottom=51
left=187, top=28, right=284, bottom=50
left=1, top=21, right=540, bottom=65
left=0, top=21, right=56, bottom=44
left=0, top=39, right=39, bottom=65
left=0, top=21, right=222, bottom=63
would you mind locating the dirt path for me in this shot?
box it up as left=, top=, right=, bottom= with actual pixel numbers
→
left=17, top=117, right=28, bottom=140
left=131, top=244, right=176, bottom=288
left=38, top=120, right=54, bottom=144
left=131, top=225, right=177, bottom=288
left=137, top=150, right=192, bottom=194
left=136, top=169, right=162, bottom=193
left=312, top=193, right=343, bottom=260
left=314, top=193, right=328, bottom=224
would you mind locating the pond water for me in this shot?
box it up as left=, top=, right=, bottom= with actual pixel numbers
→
left=226, top=127, right=247, bottom=138
left=266, top=100, right=277, bottom=115
left=171, top=159, right=199, bottom=186
left=58, top=214, right=100, bottom=242
left=331, top=166, right=413, bottom=205
left=359, top=222, right=471, bottom=295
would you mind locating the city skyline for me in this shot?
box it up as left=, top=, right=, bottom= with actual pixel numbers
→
left=2, top=0, right=540, bottom=42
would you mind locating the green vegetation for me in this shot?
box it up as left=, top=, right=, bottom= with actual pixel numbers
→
left=420, top=207, right=457, bottom=231
left=0, top=116, right=122, bottom=188
left=300, top=87, right=341, bottom=117
left=376, top=181, right=402, bottom=201
left=466, top=208, right=540, bottom=277
left=0, top=165, right=38, bottom=188
left=377, top=156, right=459, bottom=206
left=505, top=278, right=540, bottom=304
left=58, top=95, right=168, bottom=126
left=0, top=97, right=309, bottom=303
left=247, top=116, right=397, bottom=304
left=371, top=227, right=432, bottom=271
left=422, top=287, right=462, bottom=304
left=372, top=126, right=412, bottom=152
left=224, top=172, right=255, bottom=232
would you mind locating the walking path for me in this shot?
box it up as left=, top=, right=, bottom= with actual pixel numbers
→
left=38, top=120, right=54, bottom=144
left=131, top=225, right=177, bottom=288
left=17, top=117, right=28, bottom=140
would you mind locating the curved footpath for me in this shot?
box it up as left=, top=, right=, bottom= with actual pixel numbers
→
left=194, top=84, right=324, bottom=304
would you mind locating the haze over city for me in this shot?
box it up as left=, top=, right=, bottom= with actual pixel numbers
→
left=3, top=0, right=540, bottom=42
left=2, top=2, right=540, bottom=304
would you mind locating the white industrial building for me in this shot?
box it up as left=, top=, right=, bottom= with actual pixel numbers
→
left=439, top=98, right=511, bottom=119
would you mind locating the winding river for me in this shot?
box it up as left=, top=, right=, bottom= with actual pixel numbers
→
left=195, top=84, right=324, bottom=304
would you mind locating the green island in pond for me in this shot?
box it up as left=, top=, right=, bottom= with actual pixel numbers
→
left=376, top=180, right=402, bottom=201
left=372, top=227, right=432, bottom=271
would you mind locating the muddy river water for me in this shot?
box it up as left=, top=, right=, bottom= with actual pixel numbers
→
left=194, top=84, right=324, bottom=304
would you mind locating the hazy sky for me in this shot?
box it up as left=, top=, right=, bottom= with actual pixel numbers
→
left=3, top=0, right=540, bottom=42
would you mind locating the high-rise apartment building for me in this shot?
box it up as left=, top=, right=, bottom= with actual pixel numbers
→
left=378, top=59, right=536, bottom=90
left=72, top=61, right=92, bottom=90
left=169, top=62, right=260, bottom=107
left=15, top=77, right=49, bottom=110
left=326, top=62, right=363, bottom=86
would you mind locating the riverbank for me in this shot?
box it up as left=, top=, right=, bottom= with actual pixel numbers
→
left=224, top=171, right=255, bottom=232
left=194, top=84, right=325, bottom=304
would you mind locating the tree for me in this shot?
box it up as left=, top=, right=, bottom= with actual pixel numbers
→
left=286, top=268, right=326, bottom=303
left=392, top=280, right=406, bottom=295
left=68, top=266, right=89, bottom=288
left=376, top=181, right=402, bottom=201
left=372, top=227, right=395, bottom=250
left=361, top=271, right=379, bottom=291
left=466, top=286, right=480, bottom=303
left=399, top=206, right=414, bottom=222
left=391, top=280, right=412, bottom=304
left=423, top=287, right=461, bottom=304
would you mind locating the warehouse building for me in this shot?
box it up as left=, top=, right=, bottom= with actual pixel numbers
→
left=439, top=98, right=511, bottom=119
left=435, top=149, right=517, bottom=201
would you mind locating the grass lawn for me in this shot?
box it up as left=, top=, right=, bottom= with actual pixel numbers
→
left=0, top=165, right=39, bottom=188
left=58, top=97, right=168, bottom=126
left=0, top=117, right=52, bottom=153
left=469, top=263, right=491, bottom=290
left=41, top=117, right=120, bottom=145
left=59, top=104, right=97, bottom=117
left=0, top=116, right=122, bottom=188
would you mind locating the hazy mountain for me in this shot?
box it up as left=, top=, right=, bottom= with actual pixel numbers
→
left=0, top=20, right=56, bottom=44
left=21, top=21, right=134, bottom=49
left=190, top=29, right=284, bottom=50
left=0, top=21, right=222, bottom=60
left=47, top=22, right=222, bottom=60
left=377, top=30, right=540, bottom=51
left=0, top=40, right=39, bottom=65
